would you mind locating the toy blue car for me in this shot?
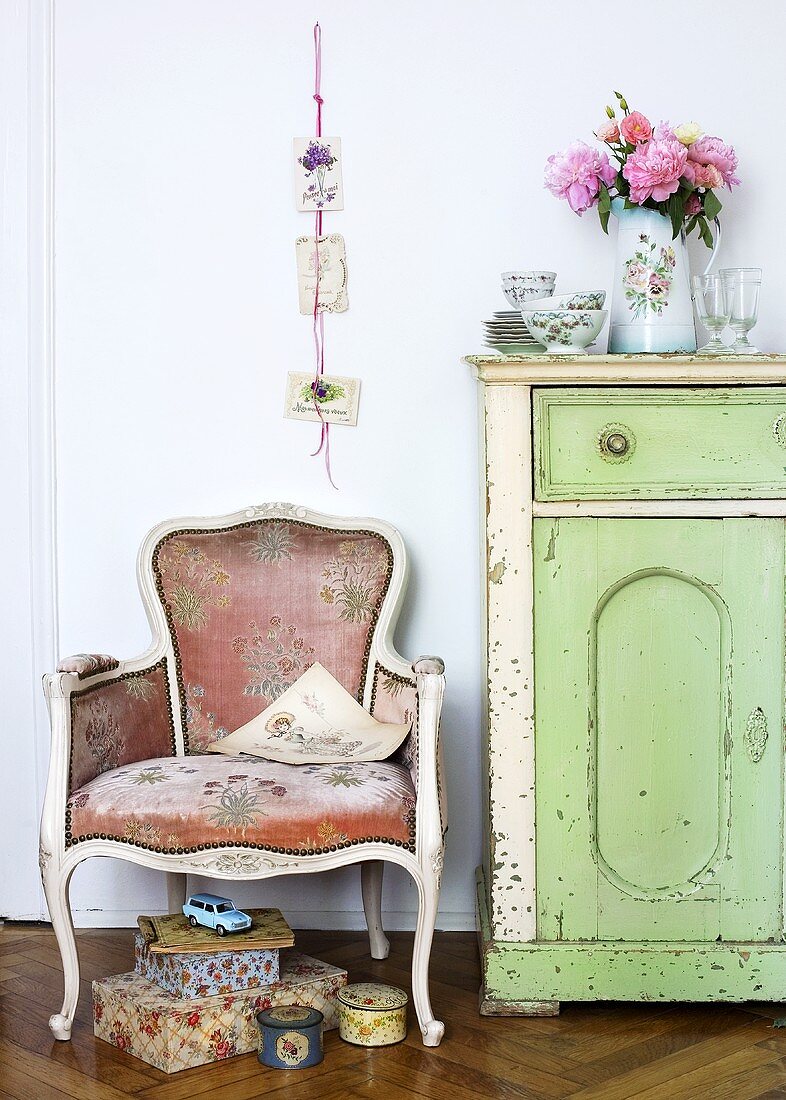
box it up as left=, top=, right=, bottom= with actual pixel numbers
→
left=182, top=892, right=252, bottom=936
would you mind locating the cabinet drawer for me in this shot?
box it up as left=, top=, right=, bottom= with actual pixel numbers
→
left=534, top=387, right=786, bottom=500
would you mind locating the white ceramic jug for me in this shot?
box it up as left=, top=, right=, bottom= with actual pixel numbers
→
left=609, top=197, right=720, bottom=354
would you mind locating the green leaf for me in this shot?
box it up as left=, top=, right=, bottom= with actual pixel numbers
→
left=697, top=215, right=714, bottom=248
left=703, top=189, right=723, bottom=220
left=685, top=215, right=699, bottom=237
left=598, top=207, right=610, bottom=234
left=598, top=182, right=611, bottom=215
left=668, top=193, right=685, bottom=239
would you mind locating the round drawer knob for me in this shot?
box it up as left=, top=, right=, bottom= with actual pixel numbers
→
left=604, top=432, right=629, bottom=456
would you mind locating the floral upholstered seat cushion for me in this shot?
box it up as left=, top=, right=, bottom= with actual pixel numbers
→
left=66, top=755, right=416, bottom=854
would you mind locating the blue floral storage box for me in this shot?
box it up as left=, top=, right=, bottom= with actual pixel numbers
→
left=134, top=933, right=279, bottom=997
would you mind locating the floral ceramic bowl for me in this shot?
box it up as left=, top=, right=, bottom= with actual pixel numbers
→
left=501, top=270, right=557, bottom=285
left=529, top=290, right=606, bottom=311
left=521, top=309, right=608, bottom=354
left=501, top=270, right=557, bottom=307
left=502, top=284, right=554, bottom=308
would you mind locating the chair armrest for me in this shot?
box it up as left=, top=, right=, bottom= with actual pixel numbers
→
left=56, top=653, right=121, bottom=678
left=411, top=655, right=447, bottom=868
left=369, top=651, right=447, bottom=861
left=41, top=656, right=176, bottom=838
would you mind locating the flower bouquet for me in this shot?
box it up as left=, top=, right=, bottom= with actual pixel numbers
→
left=544, top=92, right=739, bottom=247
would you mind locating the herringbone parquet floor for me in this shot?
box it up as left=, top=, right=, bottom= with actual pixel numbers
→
left=2, top=924, right=786, bottom=1099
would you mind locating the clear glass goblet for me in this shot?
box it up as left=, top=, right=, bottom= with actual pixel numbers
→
left=720, top=268, right=762, bottom=354
left=691, top=274, right=730, bottom=355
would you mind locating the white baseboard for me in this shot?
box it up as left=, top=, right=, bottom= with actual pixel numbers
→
left=70, top=909, right=475, bottom=932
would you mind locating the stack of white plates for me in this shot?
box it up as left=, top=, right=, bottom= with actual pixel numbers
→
left=482, top=311, right=545, bottom=355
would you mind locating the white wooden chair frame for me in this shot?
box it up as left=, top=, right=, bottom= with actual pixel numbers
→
left=39, top=503, right=446, bottom=1046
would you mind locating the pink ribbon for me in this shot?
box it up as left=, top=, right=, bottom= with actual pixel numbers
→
left=308, top=21, right=336, bottom=488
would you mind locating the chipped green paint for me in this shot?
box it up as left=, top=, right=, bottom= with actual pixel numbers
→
left=534, top=517, right=784, bottom=945
left=533, top=387, right=786, bottom=500
left=476, top=867, right=786, bottom=1012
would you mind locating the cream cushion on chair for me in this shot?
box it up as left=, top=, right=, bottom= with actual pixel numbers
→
left=207, top=661, right=411, bottom=764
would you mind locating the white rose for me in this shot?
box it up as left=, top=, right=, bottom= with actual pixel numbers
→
left=674, top=122, right=703, bottom=146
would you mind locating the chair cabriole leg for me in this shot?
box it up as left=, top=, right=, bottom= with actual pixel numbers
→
left=361, top=859, right=390, bottom=960
left=411, top=851, right=445, bottom=1046
left=41, top=856, right=79, bottom=1041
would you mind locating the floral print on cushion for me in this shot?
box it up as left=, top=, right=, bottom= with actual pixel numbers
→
left=69, top=662, right=175, bottom=794
left=67, top=755, right=415, bottom=853
left=152, top=522, right=393, bottom=754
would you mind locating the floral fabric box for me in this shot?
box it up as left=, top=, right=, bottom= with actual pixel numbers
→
left=134, top=933, right=279, bottom=997
left=93, top=951, right=347, bottom=1073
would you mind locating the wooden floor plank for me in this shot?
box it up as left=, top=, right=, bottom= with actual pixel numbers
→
left=2, top=923, right=786, bottom=1099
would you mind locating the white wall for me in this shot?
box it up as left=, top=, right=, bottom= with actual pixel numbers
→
left=5, top=0, right=786, bottom=928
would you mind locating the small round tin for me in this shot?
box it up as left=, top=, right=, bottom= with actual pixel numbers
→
left=337, top=983, right=408, bottom=1046
left=255, top=1005, right=324, bottom=1069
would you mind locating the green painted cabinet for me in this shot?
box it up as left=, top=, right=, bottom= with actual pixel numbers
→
left=534, top=517, right=784, bottom=945
left=470, top=357, right=786, bottom=1014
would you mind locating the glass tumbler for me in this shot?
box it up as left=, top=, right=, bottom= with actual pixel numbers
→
left=720, top=268, right=762, bottom=354
left=691, top=274, right=730, bottom=355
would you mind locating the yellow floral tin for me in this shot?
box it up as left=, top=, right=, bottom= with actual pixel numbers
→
left=336, top=983, right=408, bottom=1046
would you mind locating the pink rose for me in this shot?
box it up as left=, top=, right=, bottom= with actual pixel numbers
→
left=683, top=161, right=723, bottom=189
left=544, top=141, right=617, bottom=215
left=687, top=135, right=740, bottom=189
left=684, top=192, right=702, bottom=215
left=596, top=121, right=620, bottom=143
left=624, top=261, right=650, bottom=292
left=623, top=138, right=688, bottom=203
left=620, top=111, right=652, bottom=144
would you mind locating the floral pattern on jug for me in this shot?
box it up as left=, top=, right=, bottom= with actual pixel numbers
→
left=622, top=233, right=676, bottom=318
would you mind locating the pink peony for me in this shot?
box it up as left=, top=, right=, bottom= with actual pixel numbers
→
left=687, top=135, right=740, bottom=189
left=596, top=120, right=620, bottom=143
left=622, top=138, right=688, bottom=203
left=653, top=121, right=678, bottom=143
left=544, top=141, right=617, bottom=214
left=620, top=111, right=652, bottom=144
left=684, top=192, right=702, bottom=215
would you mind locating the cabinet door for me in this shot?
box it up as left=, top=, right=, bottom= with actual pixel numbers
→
left=534, top=518, right=784, bottom=942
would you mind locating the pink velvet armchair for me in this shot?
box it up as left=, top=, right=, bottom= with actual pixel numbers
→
left=40, top=504, right=446, bottom=1046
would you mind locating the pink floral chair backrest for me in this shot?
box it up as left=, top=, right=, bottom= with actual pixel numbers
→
left=151, top=518, right=394, bottom=753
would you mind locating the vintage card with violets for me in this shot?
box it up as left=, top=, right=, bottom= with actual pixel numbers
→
left=207, top=662, right=410, bottom=765
left=284, top=372, right=360, bottom=426
left=294, top=136, right=344, bottom=211
left=295, top=233, right=348, bottom=314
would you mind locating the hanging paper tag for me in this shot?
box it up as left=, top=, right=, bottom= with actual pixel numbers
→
left=284, top=371, right=360, bottom=426
left=294, top=137, right=344, bottom=211
left=295, top=233, right=348, bottom=314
